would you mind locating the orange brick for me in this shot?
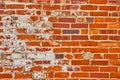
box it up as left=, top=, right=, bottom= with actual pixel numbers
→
left=81, top=66, right=99, bottom=71
left=14, top=73, right=32, bottom=78
left=17, top=28, right=26, bottom=33
left=74, top=54, right=83, bottom=59
left=90, top=12, right=108, bottom=16
left=90, top=24, right=107, bottom=28
left=49, top=17, right=57, bottom=22
left=65, top=54, right=73, bottom=59
left=90, top=0, right=107, bottom=4
left=55, top=72, right=69, bottom=78
left=44, top=66, right=61, bottom=71
left=90, top=29, right=99, bottom=34
left=81, top=29, right=88, bottom=34
left=95, top=18, right=104, bottom=22
left=17, top=35, right=36, bottom=40
left=81, top=5, right=98, bottom=10
left=99, top=42, right=118, bottom=47
left=105, top=18, right=117, bottom=22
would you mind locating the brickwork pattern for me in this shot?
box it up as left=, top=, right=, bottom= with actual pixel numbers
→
left=0, top=0, right=120, bottom=79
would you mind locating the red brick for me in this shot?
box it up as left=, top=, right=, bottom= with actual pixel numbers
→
left=30, top=16, right=38, bottom=21
left=26, top=42, right=40, bottom=46
left=90, top=0, right=107, bottom=4
left=53, top=23, right=70, bottom=28
left=43, top=5, right=60, bottom=10
left=53, top=35, right=70, bottom=40
left=71, top=24, right=88, bottom=28
left=90, top=12, right=108, bottom=16
left=18, top=0, right=33, bottom=2
left=0, top=74, right=12, bottom=78
left=104, top=54, right=118, bottom=59
left=72, top=60, right=89, bottom=65
left=55, top=72, right=69, bottom=78
left=0, top=67, right=3, bottom=72
left=90, top=35, right=108, bottom=40
left=59, top=18, right=76, bottom=22
left=0, top=10, right=4, bottom=14
left=90, top=73, right=109, bottom=78
left=110, top=72, right=120, bottom=78
left=54, top=48, right=71, bottom=53
left=100, top=66, right=118, bottom=72
left=72, top=35, right=88, bottom=40
left=99, top=6, right=116, bottom=10
left=0, top=3, right=5, bottom=9
left=109, top=36, right=120, bottom=40
left=6, top=4, right=24, bottom=9
left=27, top=4, right=41, bottom=9
left=100, top=30, right=117, bottom=34
left=71, top=0, right=88, bottom=4
left=80, top=41, right=98, bottom=46
left=91, top=60, right=108, bottom=65
left=81, top=5, right=98, bottom=10
left=62, top=5, right=79, bottom=10
left=71, top=72, right=89, bottom=77
left=90, top=48, right=108, bottom=53
left=16, top=10, right=27, bottom=15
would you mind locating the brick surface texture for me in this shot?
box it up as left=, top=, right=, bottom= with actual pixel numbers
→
left=0, top=0, right=120, bottom=79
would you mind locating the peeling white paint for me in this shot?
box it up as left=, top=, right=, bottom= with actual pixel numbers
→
left=13, top=59, right=32, bottom=66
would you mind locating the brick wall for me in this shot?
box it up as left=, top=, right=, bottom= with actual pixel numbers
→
left=0, top=0, right=120, bottom=79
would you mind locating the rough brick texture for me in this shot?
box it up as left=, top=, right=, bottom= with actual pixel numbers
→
left=0, top=0, right=120, bottom=79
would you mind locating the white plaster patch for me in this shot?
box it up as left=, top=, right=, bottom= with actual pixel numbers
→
left=13, top=59, right=32, bottom=66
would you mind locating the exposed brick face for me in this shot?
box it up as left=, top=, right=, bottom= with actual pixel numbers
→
left=0, top=0, right=119, bottom=79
